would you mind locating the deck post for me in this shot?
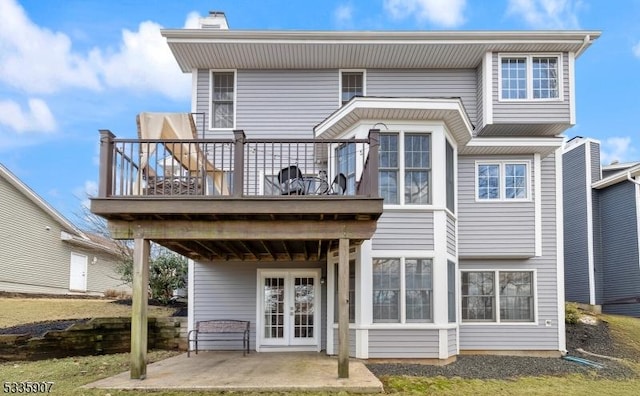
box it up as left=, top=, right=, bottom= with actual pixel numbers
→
left=130, top=237, right=150, bottom=379
left=98, top=130, right=115, bottom=197
left=367, top=129, right=380, bottom=198
left=233, top=130, right=245, bottom=197
left=338, top=238, right=350, bottom=378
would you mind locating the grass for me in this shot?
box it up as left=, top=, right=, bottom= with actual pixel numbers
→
left=0, top=298, right=177, bottom=328
left=603, top=314, right=640, bottom=359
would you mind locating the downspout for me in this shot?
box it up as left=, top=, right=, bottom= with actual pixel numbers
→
left=576, top=34, right=591, bottom=58
left=627, top=171, right=640, bottom=186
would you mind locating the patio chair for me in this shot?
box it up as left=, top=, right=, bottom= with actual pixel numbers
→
left=277, top=165, right=306, bottom=195
left=329, top=173, right=347, bottom=195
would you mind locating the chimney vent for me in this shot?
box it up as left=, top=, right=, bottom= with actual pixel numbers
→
left=199, top=11, right=229, bottom=29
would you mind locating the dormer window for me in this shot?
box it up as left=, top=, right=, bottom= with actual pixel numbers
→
left=499, top=54, right=561, bottom=100
left=340, top=70, right=365, bottom=105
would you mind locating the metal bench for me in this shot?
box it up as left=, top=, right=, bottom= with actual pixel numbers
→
left=187, top=320, right=250, bottom=357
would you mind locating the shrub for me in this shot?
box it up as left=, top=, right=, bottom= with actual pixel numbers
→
left=565, top=302, right=580, bottom=324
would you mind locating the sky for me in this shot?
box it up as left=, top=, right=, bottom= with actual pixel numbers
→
left=1, top=0, right=639, bottom=226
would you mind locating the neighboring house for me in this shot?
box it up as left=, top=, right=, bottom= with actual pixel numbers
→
left=563, top=137, right=640, bottom=316
left=0, top=164, right=130, bottom=296
left=91, top=11, right=600, bottom=378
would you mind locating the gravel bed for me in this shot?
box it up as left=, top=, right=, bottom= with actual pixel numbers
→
left=367, top=319, right=639, bottom=380
left=0, top=319, right=88, bottom=337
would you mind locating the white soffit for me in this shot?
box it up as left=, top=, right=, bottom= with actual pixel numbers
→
left=314, top=97, right=473, bottom=144
left=459, top=137, right=564, bottom=156
left=161, top=30, right=600, bottom=71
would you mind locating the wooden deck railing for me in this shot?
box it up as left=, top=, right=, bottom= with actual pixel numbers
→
left=97, top=129, right=379, bottom=199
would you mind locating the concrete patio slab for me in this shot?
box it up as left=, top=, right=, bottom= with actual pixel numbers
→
left=85, top=352, right=383, bottom=393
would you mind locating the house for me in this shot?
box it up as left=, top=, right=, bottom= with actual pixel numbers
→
left=0, top=163, right=130, bottom=296
left=90, top=11, right=600, bottom=379
left=563, top=137, right=640, bottom=316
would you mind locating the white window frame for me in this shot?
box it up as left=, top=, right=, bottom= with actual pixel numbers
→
left=209, top=69, right=237, bottom=130
left=380, top=131, right=433, bottom=207
left=498, top=53, right=563, bottom=102
left=460, top=269, right=537, bottom=325
left=338, top=69, right=366, bottom=106
left=372, top=256, right=434, bottom=324
left=475, top=160, right=531, bottom=202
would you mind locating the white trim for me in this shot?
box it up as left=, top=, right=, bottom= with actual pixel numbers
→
left=341, top=323, right=457, bottom=330
left=474, top=160, right=532, bottom=202
left=438, top=329, right=448, bottom=359
left=534, top=154, right=542, bottom=256
left=635, top=176, right=640, bottom=279
left=584, top=143, right=596, bottom=305
left=338, top=69, right=366, bottom=107
left=208, top=69, right=237, bottom=131
left=467, top=136, right=564, bottom=148
left=497, top=53, right=564, bottom=102
left=190, top=69, right=198, bottom=114
left=563, top=136, right=600, bottom=154
left=555, top=148, right=567, bottom=352
left=187, top=259, right=195, bottom=336
left=356, top=329, right=369, bottom=359
left=433, top=211, right=449, bottom=326
left=483, top=51, right=493, bottom=125
left=592, top=164, right=640, bottom=189
left=460, top=268, right=538, bottom=325
left=568, top=52, right=576, bottom=124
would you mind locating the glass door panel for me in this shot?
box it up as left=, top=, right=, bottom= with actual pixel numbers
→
left=263, top=276, right=286, bottom=344
left=292, top=277, right=315, bottom=342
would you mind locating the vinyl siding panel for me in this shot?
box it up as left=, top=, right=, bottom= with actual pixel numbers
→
left=192, top=260, right=327, bottom=351
left=196, top=69, right=338, bottom=139
left=459, top=153, right=560, bottom=350
left=475, top=64, right=484, bottom=131
left=448, top=328, right=457, bottom=356
left=590, top=142, right=604, bottom=303
left=492, top=53, right=571, bottom=124
left=562, top=145, right=591, bottom=303
left=447, top=213, right=456, bottom=256
left=599, top=182, right=640, bottom=317
left=372, top=211, right=434, bottom=251
left=0, top=176, right=124, bottom=295
left=331, top=328, right=356, bottom=357
left=367, top=69, right=477, bottom=126
left=368, top=329, right=440, bottom=358
left=458, top=155, right=535, bottom=257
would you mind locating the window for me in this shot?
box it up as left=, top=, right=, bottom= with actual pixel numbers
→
left=373, top=257, right=433, bottom=323
left=476, top=162, right=529, bottom=201
left=447, top=260, right=456, bottom=323
left=379, top=133, right=431, bottom=205
left=461, top=271, right=534, bottom=323
left=500, top=55, right=560, bottom=100
left=211, top=71, right=235, bottom=128
left=334, top=261, right=356, bottom=323
left=340, top=71, right=364, bottom=105
left=336, top=143, right=356, bottom=195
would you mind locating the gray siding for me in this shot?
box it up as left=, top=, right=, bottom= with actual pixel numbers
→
left=368, top=329, right=440, bottom=358
left=475, top=65, right=484, bottom=131
left=372, top=211, right=434, bottom=251
left=492, top=53, right=570, bottom=124
left=448, top=328, right=457, bottom=356
left=331, top=328, right=356, bottom=357
left=590, top=142, right=604, bottom=303
left=196, top=69, right=338, bottom=138
left=367, top=69, right=477, bottom=126
left=460, top=153, right=560, bottom=350
left=447, top=213, right=456, bottom=256
left=192, top=260, right=327, bottom=351
left=457, top=155, right=535, bottom=257
left=599, top=182, right=640, bottom=317
left=0, top=176, right=125, bottom=295
left=562, top=145, right=591, bottom=303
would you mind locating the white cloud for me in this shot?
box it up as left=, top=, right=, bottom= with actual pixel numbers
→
left=633, top=41, right=640, bottom=58
left=73, top=180, right=98, bottom=210
left=600, top=136, right=637, bottom=165
left=0, top=0, right=194, bottom=99
left=384, top=0, right=466, bottom=27
left=506, top=0, right=582, bottom=29
left=0, top=98, right=56, bottom=133
left=334, top=4, right=353, bottom=25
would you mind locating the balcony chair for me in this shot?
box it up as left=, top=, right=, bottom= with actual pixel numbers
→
left=329, top=173, right=347, bottom=195
left=278, top=165, right=306, bottom=195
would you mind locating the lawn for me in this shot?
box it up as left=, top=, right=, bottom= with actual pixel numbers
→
left=0, top=298, right=176, bottom=328
left=0, top=303, right=639, bottom=395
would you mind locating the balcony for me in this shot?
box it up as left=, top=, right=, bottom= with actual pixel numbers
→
left=90, top=113, right=383, bottom=262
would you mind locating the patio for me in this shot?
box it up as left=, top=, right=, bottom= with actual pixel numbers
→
left=85, top=351, right=384, bottom=393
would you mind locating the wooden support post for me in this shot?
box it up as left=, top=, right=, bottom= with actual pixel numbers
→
left=233, top=130, right=245, bottom=197
left=338, top=238, right=350, bottom=378
left=130, top=238, right=150, bottom=379
left=98, top=130, right=115, bottom=198
left=367, top=129, right=380, bottom=198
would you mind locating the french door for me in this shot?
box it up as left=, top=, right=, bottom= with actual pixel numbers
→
left=258, top=269, right=320, bottom=348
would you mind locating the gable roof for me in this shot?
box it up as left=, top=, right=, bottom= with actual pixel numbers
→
left=0, top=163, right=85, bottom=238
left=162, top=29, right=600, bottom=72
left=593, top=163, right=640, bottom=189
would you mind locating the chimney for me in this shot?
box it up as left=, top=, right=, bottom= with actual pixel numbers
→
left=199, top=11, right=229, bottom=29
